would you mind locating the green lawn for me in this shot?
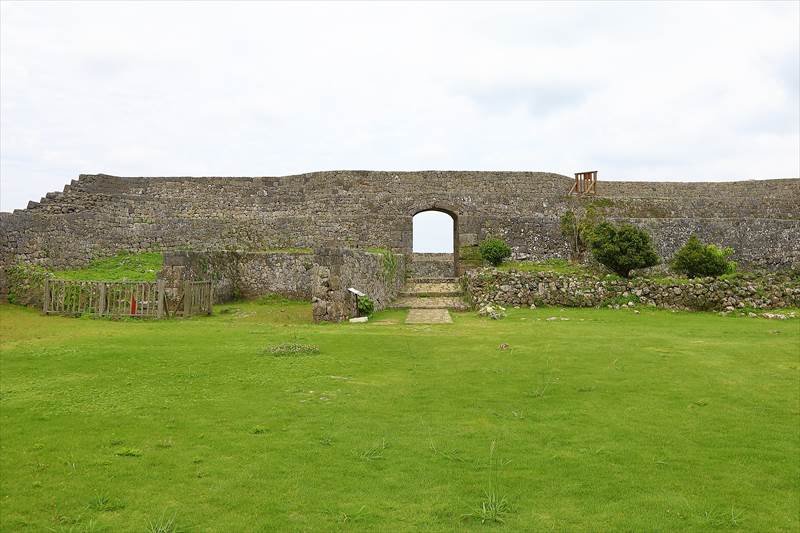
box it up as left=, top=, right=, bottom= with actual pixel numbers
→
left=1, top=302, right=798, bottom=532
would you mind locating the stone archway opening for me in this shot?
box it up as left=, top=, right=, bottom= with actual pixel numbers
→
left=411, top=209, right=458, bottom=279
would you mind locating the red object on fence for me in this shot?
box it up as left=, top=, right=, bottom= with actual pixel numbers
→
left=130, top=295, right=137, bottom=315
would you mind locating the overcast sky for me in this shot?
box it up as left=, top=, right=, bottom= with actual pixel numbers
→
left=1, top=1, right=798, bottom=216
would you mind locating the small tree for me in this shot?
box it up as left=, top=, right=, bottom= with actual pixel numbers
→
left=479, top=237, right=512, bottom=267
left=671, top=236, right=736, bottom=278
left=560, top=211, right=581, bottom=260
left=587, top=222, right=660, bottom=278
left=560, top=207, right=601, bottom=261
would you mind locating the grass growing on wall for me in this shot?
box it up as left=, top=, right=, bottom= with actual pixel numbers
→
left=1, top=301, right=798, bottom=532
left=367, top=247, right=399, bottom=282
left=52, top=252, right=163, bottom=281
left=459, top=245, right=483, bottom=270
left=499, top=258, right=589, bottom=275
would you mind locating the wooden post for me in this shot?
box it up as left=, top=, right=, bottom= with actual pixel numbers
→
left=43, top=278, right=50, bottom=314
left=157, top=280, right=165, bottom=319
left=206, top=282, right=213, bottom=315
left=98, top=283, right=107, bottom=316
left=183, top=281, right=191, bottom=317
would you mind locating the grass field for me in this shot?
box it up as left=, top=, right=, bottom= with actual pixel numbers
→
left=1, top=301, right=798, bottom=532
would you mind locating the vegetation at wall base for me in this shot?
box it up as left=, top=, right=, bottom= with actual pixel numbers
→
left=478, top=238, right=512, bottom=267
left=1, top=300, right=797, bottom=531
left=357, top=295, right=375, bottom=316
left=587, top=222, right=660, bottom=278
left=672, top=236, right=737, bottom=278
left=5, top=262, right=51, bottom=305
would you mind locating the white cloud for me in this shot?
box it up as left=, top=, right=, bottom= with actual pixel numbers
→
left=1, top=0, right=798, bottom=213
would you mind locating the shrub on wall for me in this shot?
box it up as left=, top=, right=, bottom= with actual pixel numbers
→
left=479, top=238, right=512, bottom=267
left=671, top=236, right=736, bottom=278
left=586, top=222, right=660, bottom=278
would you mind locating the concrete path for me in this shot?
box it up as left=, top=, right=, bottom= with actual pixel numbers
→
left=405, top=308, right=453, bottom=324
left=402, top=281, right=461, bottom=296
left=390, top=276, right=465, bottom=324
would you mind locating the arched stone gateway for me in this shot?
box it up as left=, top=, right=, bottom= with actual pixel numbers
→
left=410, top=207, right=458, bottom=279
left=1, top=171, right=799, bottom=277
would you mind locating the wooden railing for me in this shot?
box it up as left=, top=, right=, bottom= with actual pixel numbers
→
left=43, top=279, right=212, bottom=318
left=182, top=280, right=213, bottom=317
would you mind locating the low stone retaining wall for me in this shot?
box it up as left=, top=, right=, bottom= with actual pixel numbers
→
left=411, top=253, right=455, bottom=278
left=312, top=248, right=406, bottom=322
left=158, top=251, right=315, bottom=301
left=465, top=269, right=800, bottom=311
left=4, top=263, right=50, bottom=308
left=6, top=249, right=405, bottom=322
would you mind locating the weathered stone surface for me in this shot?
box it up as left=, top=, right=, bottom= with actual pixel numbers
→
left=411, top=253, right=455, bottom=278
left=405, top=308, right=453, bottom=324
left=478, top=303, right=507, bottom=320
left=311, top=248, right=405, bottom=322
left=158, top=250, right=315, bottom=302
left=1, top=171, right=798, bottom=299
left=401, top=281, right=461, bottom=296
left=465, top=269, right=800, bottom=312
left=389, top=295, right=468, bottom=309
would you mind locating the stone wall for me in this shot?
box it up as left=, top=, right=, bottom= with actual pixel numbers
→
left=312, top=248, right=406, bottom=322
left=157, top=251, right=316, bottom=302
left=410, top=253, right=455, bottom=279
left=466, top=269, right=800, bottom=312
left=1, top=171, right=798, bottom=292
left=4, top=263, right=50, bottom=308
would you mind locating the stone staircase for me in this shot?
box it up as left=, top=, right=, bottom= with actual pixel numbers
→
left=389, top=278, right=469, bottom=311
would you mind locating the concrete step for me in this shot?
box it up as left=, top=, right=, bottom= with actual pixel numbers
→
left=401, top=281, right=461, bottom=297
left=389, top=296, right=468, bottom=310
left=409, top=277, right=458, bottom=283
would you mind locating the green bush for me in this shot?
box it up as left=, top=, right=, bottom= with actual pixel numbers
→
left=587, top=222, right=660, bottom=278
left=671, top=236, right=736, bottom=278
left=357, top=296, right=375, bottom=316
left=479, top=238, right=512, bottom=267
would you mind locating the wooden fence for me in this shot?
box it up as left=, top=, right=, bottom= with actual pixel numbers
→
left=43, top=279, right=212, bottom=319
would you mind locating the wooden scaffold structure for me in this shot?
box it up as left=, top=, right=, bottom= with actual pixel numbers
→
left=569, top=171, right=598, bottom=196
